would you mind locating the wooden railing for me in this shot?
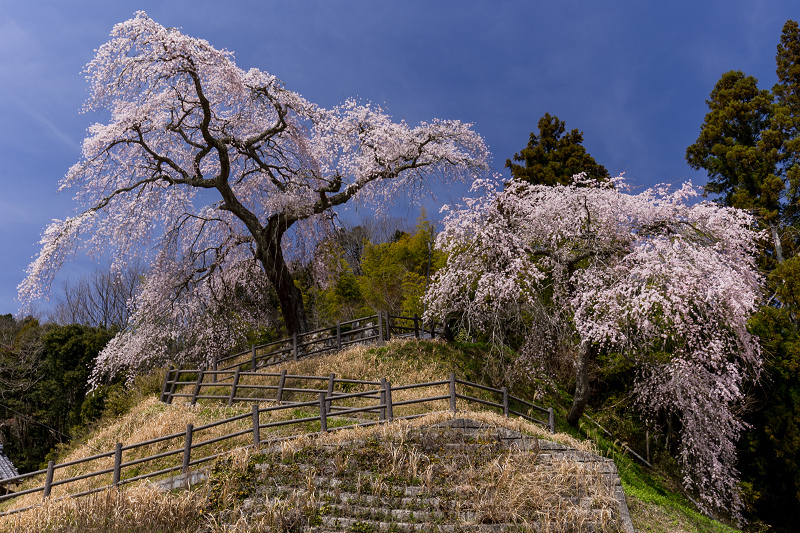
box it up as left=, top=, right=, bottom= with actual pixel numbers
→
left=0, top=373, right=554, bottom=516
left=203, top=312, right=439, bottom=379
left=0, top=312, right=554, bottom=516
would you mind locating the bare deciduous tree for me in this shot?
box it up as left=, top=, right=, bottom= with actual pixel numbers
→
left=49, top=264, right=143, bottom=329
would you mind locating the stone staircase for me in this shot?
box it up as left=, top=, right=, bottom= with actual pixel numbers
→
left=203, top=418, right=635, bottom=532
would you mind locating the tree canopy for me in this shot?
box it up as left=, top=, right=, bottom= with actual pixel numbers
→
left=18, top=12, right=489, bottom=381
left=774, top=19, right=800, bottom=205
left=686, top=20, right=800, bottom=265
left=687, top=19, right=800, bottom=529
left=49, top=263, right=143, bottom=329
left=424, top=176, right=762, bottom=517
left=685, top=71, right=778, bottom=212
left=313, top=214, right=444, bottom=324
left=0, top=318, right=113, bottom=472
left=505, top=113, right=609, bottom=186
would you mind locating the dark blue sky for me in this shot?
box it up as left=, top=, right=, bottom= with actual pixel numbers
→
left=1, top=1, right=797, bottom=314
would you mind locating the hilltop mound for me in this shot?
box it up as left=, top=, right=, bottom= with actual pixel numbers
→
left=199, top=414, right=635, bottom=532
left=0, top=339, right=741, bottom=532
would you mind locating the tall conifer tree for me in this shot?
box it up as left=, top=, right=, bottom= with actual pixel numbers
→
left=687, top=20, right=800, bottom=531
left=506, top=113, right=609, bottom=186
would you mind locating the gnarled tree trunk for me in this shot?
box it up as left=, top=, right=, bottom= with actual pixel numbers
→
left=566, top=341, right=594, bottom=426
left=257, top=222, right=309, bottom=336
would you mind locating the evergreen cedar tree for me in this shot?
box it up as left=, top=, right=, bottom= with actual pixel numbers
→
left=425, top=176, right=762, bottom=518
left=687, top=19, right=800, bottom=529
left=686, top=20, right=800, bottom=266
left=17, top=12, right=489, bottom=380
left=685, top=71, right=786, bottom=262
left=505, top=113, right=610, bottom=186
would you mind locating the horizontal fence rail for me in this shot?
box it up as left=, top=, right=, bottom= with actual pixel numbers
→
left=0, top=313, right=554, bottom=516
left=194, top=312, right=442, bottom=384
left=0, top=373, right=554, bottom=516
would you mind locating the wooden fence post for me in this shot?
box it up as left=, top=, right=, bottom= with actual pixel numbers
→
left=385, top=379, right=394, bottom=421
left=190, top=370, right=204, bottom=406
left=293, top=332, right=299, bottom=361
left=161, top=366, right=173, bottom=402
left=251, top=345, right=257, bottom=371
left=380, top=378, right=387, bottom=422
left=276, top=369, right=287, bottom=404
left=113, top=442, right=123, bottom=487
left=449, top=373, right=457, bottom=413
left=228, top=368, right=241, bottom=406
left=414, top=314, right=419, bottom=339
left=252, top=404, right=261, bottom=448
left=182, top=424, right=193, bottom=474
left=43, top=460, right=55, bottom=500
left=548, top=408, right=555, bottom=434
left=502, top=387, right=508, bottom=417
left=212, top=357, right=217, bottom=384
left=326, top=373, right=336, bottom=414
left=377, top=311, right=385, bottom=346
left=167, top=366, right=181, bottom=405
left=336, top=322, right=342, bottom=351
left=319, top=393, right=328, bottom=433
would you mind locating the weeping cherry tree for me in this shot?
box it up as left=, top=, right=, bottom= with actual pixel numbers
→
left=18, top=12, right=488, bottom=380
left=425, top=176, right=763, bottom=517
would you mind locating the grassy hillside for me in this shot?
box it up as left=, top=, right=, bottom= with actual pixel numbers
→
left=0, top=339, right=742, bottom=533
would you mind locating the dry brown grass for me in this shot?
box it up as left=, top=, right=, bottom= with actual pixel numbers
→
left=3, top=335, right=577, bottom=508
left=467, top=452, right=619, bottom=530
left=196, top=338, right=552, bottom=424
left=277, top=338, right=450, bottom=384
left=316, top=409, right=592, bottom=452
left=203, top=412, right=620, bottom=532
left=210, top=338, right=454, bottom=390
left=0, top=397, right=255, bottom=515
left=328, top=412, right=612, bottom=530
left=0, top=484, right=204, bottom=533
left=187, top=339, right=467, bottom=423
left=1, top=340, right=502, bottom=517
left=0, top=411, right=611, bottom=532
left=1, top=338, right=593, bottom=531
left=199, top=501, right=309, bottom=533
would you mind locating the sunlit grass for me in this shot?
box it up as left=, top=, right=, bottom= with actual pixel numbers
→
left=0, top=338, right=741, bottom=532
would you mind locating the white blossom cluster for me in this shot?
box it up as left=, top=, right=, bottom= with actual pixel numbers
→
left=425, top=175, right=763, bottom=517
left=17, top=12, right=488, bottom=378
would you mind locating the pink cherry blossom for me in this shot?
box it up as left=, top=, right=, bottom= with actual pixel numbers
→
left=425, top=175, right=763, bottom=518
left=17, top=12, right=488, bottom=379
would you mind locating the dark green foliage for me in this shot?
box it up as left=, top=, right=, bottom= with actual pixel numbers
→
left=738, top=272, right=800, bottom=528
left=42, top=325, right=114, bottom=437
left=770, top=255, right=800, bottom=321
left=0, top=320, right=112, bottom=472
left=359, top=215, right=440, bottom=317
left=505, top=113, right=609, bottom=186
left=686, top=20, right=800, bottom=531
left=685, top=71, right=779, bottom=218
left=774, top=19, right=800, bottom=211
left=686, top=20, right=800, bottom=262
left=318, top=255, right=369, bottom=323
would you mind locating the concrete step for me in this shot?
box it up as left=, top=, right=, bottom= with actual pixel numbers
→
left=220, top=418, right=635, bottom=533
left=315, top=514, right=521, bottom=533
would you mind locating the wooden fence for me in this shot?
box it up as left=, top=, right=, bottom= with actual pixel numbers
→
left=0, top=373, right=554, bottom=516
left=0, top=311, right=555, bottom=516
left=205, top=312, right=438, bottom=378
